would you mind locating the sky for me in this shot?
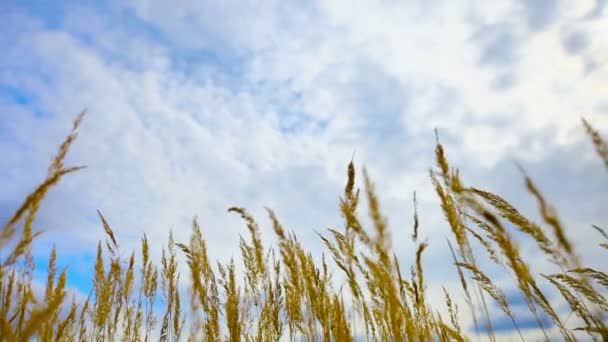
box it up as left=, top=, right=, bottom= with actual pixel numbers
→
left=1, top=0, right=608, bottom=339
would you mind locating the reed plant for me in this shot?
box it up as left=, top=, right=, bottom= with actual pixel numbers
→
left=1, top=112, right=606, bottom=341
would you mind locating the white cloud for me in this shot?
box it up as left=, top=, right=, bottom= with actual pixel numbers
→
left=1, top=1, right=607, bottom=338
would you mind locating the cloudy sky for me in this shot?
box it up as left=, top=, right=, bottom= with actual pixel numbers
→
left=1, top=0, right=607, bottom=339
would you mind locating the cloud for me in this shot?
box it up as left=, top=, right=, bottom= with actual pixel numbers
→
left=562, top=30, right=590, bottom=56
left=520, top=0, right=560, bottom=32
left=585, top=0, right=608, bottom=19
left=1, top=1, right=607, bottom=339
left=477, top=25, right=522, bottom=66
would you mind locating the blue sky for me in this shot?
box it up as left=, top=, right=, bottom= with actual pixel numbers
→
left=1, top=0, right=608, bottom=339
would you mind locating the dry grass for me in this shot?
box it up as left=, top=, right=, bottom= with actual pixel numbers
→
left=1, top=113, right=607, bottom=341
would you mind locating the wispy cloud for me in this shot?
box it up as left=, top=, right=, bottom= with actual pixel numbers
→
left=1, top=0, right=607, bottom=338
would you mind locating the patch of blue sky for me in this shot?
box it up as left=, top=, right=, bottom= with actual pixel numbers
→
left=33, top=249, right=96, bottom=296
left=0, top=200, right=20, bottom=230
left=504, top=289, right=533, bottom=307
left=0, top=84, right=34, bottom=107
left=242, top=78, right=327, bottom=135
left=278, top=113, right=327, bottom=136
left=3, top=1, right=65, bottom=30
left=174, top=49, right=250, bottom=94
left=7, top=1, right=154, bottom=42
left=0, top=97, right=37, bottom=164
left=475, top=313, right=554, bottom=334
left=0, top=83, right=53, bottom=121
left=9, top=1, right=250, bottom=94
left=470, top=288, right=555, bottom=334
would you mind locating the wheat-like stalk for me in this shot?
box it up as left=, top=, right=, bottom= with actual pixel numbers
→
left=1, top=113, right=606, bottom=341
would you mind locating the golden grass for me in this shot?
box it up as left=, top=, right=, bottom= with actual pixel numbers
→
left=0, top=113, right=606, bottom=341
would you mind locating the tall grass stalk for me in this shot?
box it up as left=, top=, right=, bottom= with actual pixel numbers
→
left=1, top=113, right=606, bottom=341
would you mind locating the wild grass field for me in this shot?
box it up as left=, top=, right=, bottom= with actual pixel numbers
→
left=0, top=112, right=606, bottom=341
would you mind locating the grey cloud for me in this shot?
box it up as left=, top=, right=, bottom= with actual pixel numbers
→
left=584, top=59, right=600, bottom=76
left=520, top=0, right=559, bottom=32
left=584, top=0, right=608, bottom=19
left=476, top=312, right=553, bottom=333
left=490, top=72, right=518, bottom=92
left=594, top=100, right=608, bottom=114
left=469, top=19, right=522, bottom=68
left=349, top=60, right=409, bottom=141
left=561, top=30, right=589, bottom=56
left=479, top=30, right=519, bottom=66
left=453, top=134, right=607, bottom=266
